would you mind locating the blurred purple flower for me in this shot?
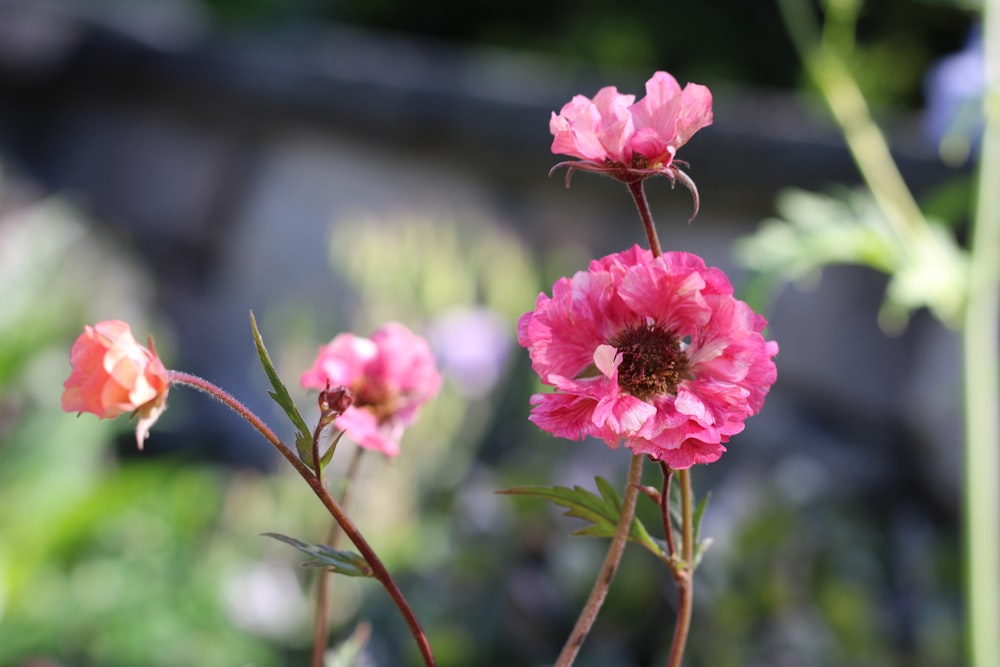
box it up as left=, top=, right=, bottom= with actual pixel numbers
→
left=923, top=25, right=984, bottom=163
left=428, top=307, right=512, bottom=398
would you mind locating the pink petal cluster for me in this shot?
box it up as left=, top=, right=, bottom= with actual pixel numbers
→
left=301, top=323, right=441, bottom=457
left=61, top=320, right=171, bottom=449
left=517, top=246, right=778, bottom=469
left=550, top=71, right=713, bottom=175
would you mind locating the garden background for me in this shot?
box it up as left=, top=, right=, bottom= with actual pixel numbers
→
left=0, top=0, right=981, bottom=665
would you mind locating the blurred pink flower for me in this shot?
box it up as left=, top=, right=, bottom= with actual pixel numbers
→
left=61, top=320, right=171, bottom=449
left=301, top=322, right=441, bottom=457
left=549, top=71, right=713, bottom=183
left=517, top=246, right=777, bottom=469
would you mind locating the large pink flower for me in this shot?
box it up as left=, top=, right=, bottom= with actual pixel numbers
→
left=517, top=246, right=777, bottom=469
left=301, top=322, right=441, bottom=457
left=61, top=320, right=171, bottom=449
left=549, top=71, right=713, bottom=182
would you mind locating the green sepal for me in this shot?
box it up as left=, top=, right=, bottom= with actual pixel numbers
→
left=319, top=429, right=345, bottom=470
left=500, top=477, right=660, bottom=556
left=665, top=483, right=713, bottom=569
left=692, top=491, right=712, bottom=569
left=326, top=622, right=372, bottom=667
left=261, top=532, right=373, bottom=578
left=248, top=311, right=313, bottom=462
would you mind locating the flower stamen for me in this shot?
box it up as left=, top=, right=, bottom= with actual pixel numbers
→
left=610, top=323, right=689, bottom=400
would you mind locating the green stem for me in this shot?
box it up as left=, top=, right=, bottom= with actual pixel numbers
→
left=664, top=468, right=695, bottom=667
left=554, top=454, right=644, bottom=667
left=963, top=4, right=1000, bottom=666
left=776, top=0, right=929, bottom=253
left=166, top=371, right=437, bottom=667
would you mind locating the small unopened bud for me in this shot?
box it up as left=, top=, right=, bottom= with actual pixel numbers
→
left=319, top=383, right=354, bottom=419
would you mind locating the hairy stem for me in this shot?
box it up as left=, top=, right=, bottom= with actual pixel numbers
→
left=312, top=447, right=365, bottom=667
left=311, top=447, right=367, bottom=667
left=166, top=371, right=436, bottom=667
left=554, top=454, right=644, bottom=667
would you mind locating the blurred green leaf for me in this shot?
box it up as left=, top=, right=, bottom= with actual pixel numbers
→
left=736, top=187, right=968, bottom=331
left=249, top=310, right=314, bottom=464
left=262, top=532, right=373, bottom=578
left=499, top=477, right=661, bottom=557
left=325, top=622, right=372, bottom=667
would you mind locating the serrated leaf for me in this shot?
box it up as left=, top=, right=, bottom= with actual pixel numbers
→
left=500, top=478, right=659, bottom=555
left=262, top=532, right=373, bottom=578
left=249, top=311, right=313, bottom=459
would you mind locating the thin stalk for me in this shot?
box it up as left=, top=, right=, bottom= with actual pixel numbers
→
left=311, top=447, right=367, bottom=667
left=776, top=0, right=928, bottom=252
left=166, top=371, right=437, bottom=667
left=962, top=3, right=1000, bottom=666
left=554, top=454, right=645, bottom=667
left=627, top=180, right=662, bottom=256
left=664, top=469, right=695, bottom=667
left=660, top=464, right=676, bottom=559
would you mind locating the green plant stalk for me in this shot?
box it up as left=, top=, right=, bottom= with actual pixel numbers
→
left=664, top=468, right=694, bottom=667
left=777, top=0, right=928, bottom=255
left=962, top=4, right=1000, bottom=666
left=165, top=370, right=437, bottom=667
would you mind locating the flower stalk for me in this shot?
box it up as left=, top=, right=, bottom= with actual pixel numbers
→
left=664, top=467, right=695, bottom=667
left=312, top=447, right=366, bottom=667
left=166, top=371, right=437, bottom=667
left=555, top=453, right=644, bottom=667
left=962, top=3, right=1000, bottom=665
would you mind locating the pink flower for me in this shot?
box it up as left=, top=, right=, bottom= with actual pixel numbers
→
left=301, top=323, right=441, bottom=457
left=517, top=246, right=777, bottom=469
left=551, top=71, right=713, bottom=171
left=61, top=320, right=171, bottom=449
left=549, top=72, right=713, bottom=207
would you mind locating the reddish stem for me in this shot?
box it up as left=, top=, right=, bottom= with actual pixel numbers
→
left=627, top=180, right=662, bottom=257
left=311, top=447, right=366, bottom=667
left=166, top=370, right=436, bottom=667
left=554, top=454, right=645, bottom=667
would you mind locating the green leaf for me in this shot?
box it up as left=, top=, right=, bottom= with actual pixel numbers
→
left=735, top=187, right=968, bottom=331
left=248, top=311, right=314, bottom=462
left=500, top=478, right=660, bottom=556
left=261, top=532, right=373, bottom=578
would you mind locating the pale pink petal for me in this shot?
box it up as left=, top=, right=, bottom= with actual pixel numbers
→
left=61, top=320, right=171, bottom=446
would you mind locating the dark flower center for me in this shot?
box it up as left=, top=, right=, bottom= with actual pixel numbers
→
left=354, top=382, right=397, bottom=422
left=609, top=323, right=689, bottom=401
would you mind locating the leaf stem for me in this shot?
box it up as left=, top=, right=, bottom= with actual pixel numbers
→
left=554, top=453, right=644, bottom=667
left=166, top=370, right=436, bottom=667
